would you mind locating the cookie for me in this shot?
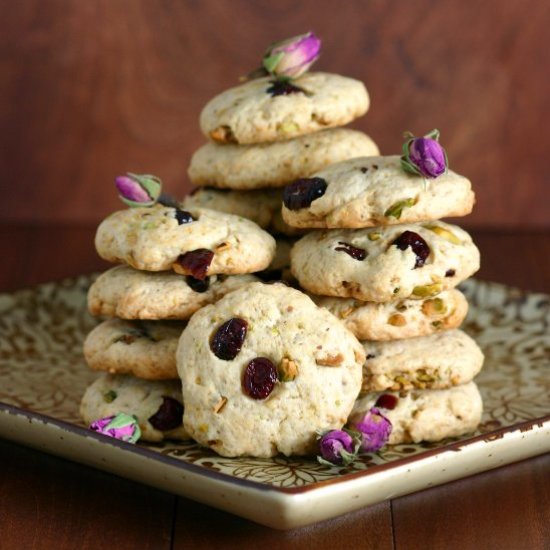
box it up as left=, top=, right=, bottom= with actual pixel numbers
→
left=314, top=289, right=468, bottom=340
left=188, top=129, right=379, bottom=189
left=361, top=329, right=484, bottom=392
left=200, top=72, right=369, bottom=144
left=176, top=282, right=365, bottom=457
left=182, top=187, right=303, bottom=237
left=95, top=205, right=276, bottom=275
left=83, top=319, right=184, bottom=380
left=88, top=265, right=258, bottom=320
left=290, top=221, right=480, bottom=302
left=281, top=155, right=475, bottom=228
left=350, top=382, right=483, bottom=444
left=80, top=373, right=189, bottom=442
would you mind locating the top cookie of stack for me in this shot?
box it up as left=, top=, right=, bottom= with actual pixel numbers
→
left=185, top=32, right=379, bottom=237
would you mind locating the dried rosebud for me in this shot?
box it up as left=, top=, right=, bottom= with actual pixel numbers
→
left=89, top=413, right=141, bottom=444
left=263, top=32, right=321, bottom=79
left=354, top=407, right=392, bottom=452
left=115, top=173, right=162, bottom=207
left=401, top=129, right=448, bottom=179
left=317, top=429, right=359, bottom=466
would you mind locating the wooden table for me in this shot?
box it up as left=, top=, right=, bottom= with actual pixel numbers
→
left=0, top=225, right=548, bottom=549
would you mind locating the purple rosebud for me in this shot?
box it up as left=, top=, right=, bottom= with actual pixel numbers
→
left=90, top=413, right=141, bottom=444
left=115, top=173, right=162, bottom=207
left=263, top=32, right=321, bottom=79
left=354, top=407, right=392, bottom=452
left=401, top=129, right=448, bottom=179
left=318, top=429, right=355, bottom=465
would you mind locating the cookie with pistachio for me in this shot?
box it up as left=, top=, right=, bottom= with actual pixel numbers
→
left=176, top=282, right=364, bottom=458
left=95, top=205, right=276, bottom=277
left=290, top=221, right=480, bottom=302
left=361, top=330, right=484, bottom=393
left=200, top=72, right=369, bottom=145
left=281, top=155, right=474, bottom=228
left=350, top=382, right=482, bottom=444
left=188, top=128, right=378, bottom=190
left=314, top=289, right=468, bottom=341
left=80, top=373, right=189, bottom=442
left=83, top=319, right=184, bottom=380
left=88, top=265, right=258, bottom=320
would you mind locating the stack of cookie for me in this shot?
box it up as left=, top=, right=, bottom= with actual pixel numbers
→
left=182, top=70, right=380, bottom=273
left=80, top=202, right=278, bottom=441
left=283, top=152, right=485, bottom=445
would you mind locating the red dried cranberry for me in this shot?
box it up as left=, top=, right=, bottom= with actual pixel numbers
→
left=445, top=269, right=456, bottom=277
left=174, top=208, right=195, bottom=225
left=375, top=394, right=398, bottom=410
left=392, top=231, right=430, bottom=268
left=243, top=357, right=277, bottom=400
left=283, top=177, right=327, bottom=210
left=176, top=249, right=214, bottom=280
left=186, top=275, right=210, bottom=293
left=148, top=397, right=184, bottom=431
left=210, top=318, right=248, bottom=360
left=335, top=241, right=367, bottom=261
left=266, top=80, right=304, bottom=96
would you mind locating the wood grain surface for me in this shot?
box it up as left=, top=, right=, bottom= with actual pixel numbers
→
left=0, top=224, right=548, bottom=549
left=1, top=1, right=549, bottom=227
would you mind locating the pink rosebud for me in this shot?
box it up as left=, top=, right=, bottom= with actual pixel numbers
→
left=263, top=32, right=321, bottom=79
left=317, top=429, right=359, bottom=466
left=115, top=173, right=162, bottom=207
left=354, top=407, right=392, bottom=452
left=90, top=413, right=141, bottom=443
left=401, top=129, right=448, bottom=179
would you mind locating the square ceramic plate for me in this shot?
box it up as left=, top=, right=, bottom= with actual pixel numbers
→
left=0, top=276, right=548, bottom=529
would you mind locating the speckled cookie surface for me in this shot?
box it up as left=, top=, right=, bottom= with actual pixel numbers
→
left=361, top=330, right=484, bottom=392
left=291, top=221, right=480, bottom=302
left=314, top=289, right=468, bottom=340
left=182, top=188, right=303, bottom=237
left=350, top=382, right=482, bottom=444
left=200, top=72, right=369, bottom=144
left=80, top=374, right=189, bottom=442
left=281, top=155, right=475, bottom=228
left=88, top=265, right=258, bottom=320
left=95, top=205, right=276, bottom=274
left=83, top=319, right=184, bottom=380
left=176, top=282, right=365, bottom=458
left=188, top=129, right=379, bottom=189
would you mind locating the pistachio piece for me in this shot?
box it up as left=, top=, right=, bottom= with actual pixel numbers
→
left=412, top=283, right=443, bottom=297
left=424, top=225, right=461, bottom=244
left=388, top=313, right=407, bottom=326
left=367, top=232, right=381, bottom=241
left=417, top=372, right=437, bottom=383
left=384, top=198, right=417, bottom=219
left=103, top=390, right=117, bottom=403
left=278, top=357, right=299, bottom=381
left=315, top=353, right=344, bottom=366
left=215, top=242, right=231, bottom=252
left=421, top=297, right=447, bottom=316
left=279, top=121, right=299, bottom=134
left=210, top=125, right=236, bottom=143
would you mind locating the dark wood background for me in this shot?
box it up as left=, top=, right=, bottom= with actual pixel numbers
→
left=1, top=0, right=549, bottom=227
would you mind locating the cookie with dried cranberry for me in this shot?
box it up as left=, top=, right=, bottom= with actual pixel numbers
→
left=88, top=265, right=258, bottom=320
left=80, top=373, right=189, bottom=442
left=182, top=187, right=303, bottom=237
left=291, top=221, right=479, bottom=302
left=95, top=205, right=276, bottom=276
left=281, top=155, right=474, bottom=228
left=361, top=329, right=484, bottom=393
left=314, top=289, right=468, bottom=341
left=200, top=72, right=369, bottom=145
left=188, top=128, right=378, bottom=189
left=84, top=319, right=184, bottom=380
left=350, top=382, right=483, bottom=444
left=176, top=282, right=365, bottom=458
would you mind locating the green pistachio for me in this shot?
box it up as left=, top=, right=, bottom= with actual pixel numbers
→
left=412, top=283, right=443, bottom=297
left=384, top=198, right=417, bottom=219
left=422, top=297, right=447, bottom=316
left=367, top=232, right=381, bottom=241
left=424, top=225, right=461, bottom=244
left=103, top=390, right=117, bottom=403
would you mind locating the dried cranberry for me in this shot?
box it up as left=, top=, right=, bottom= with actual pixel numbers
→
left=445, top=269, right=456, bottom=277
left=210, top=318, right=248, bottom=360
left=176, top=249, right=214, bottom=280
left=375, top=394, right=398, bottom=410
left=186, top=275, right=210, bottom=293
left=392, top=231, right=430, bottom=268
left=148, top=397, right=184, bottom=431
left=174, top=208, right=195, bottom=225
left=243, top=357, right=277, bottom=400
left=266, top=80, right=304, bottom=97
left=283, top=177, right=327, bottom=210
left=335, top=241, right=367, bottom=261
